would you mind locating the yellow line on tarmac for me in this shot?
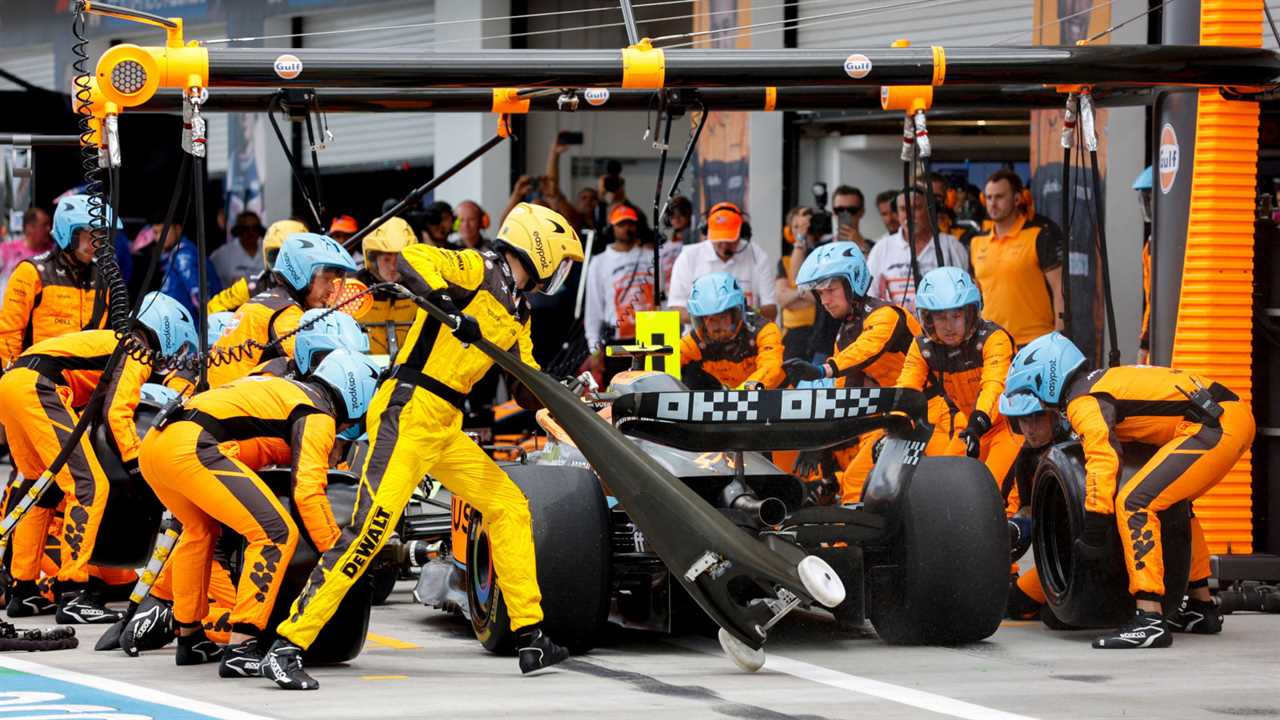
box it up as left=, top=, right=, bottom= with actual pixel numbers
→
left=362, top=674, right=409, bottom=681
left=366, top=632, right=420, bottom=649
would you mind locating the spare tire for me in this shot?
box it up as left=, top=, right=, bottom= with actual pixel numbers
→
left=90, top=400, right=166, bottom=568
left=865, top=457, right=1008, bottom=645
left=1031, top=442, right=1190, bottom=628
left=467, top=464, right=610, bottom=655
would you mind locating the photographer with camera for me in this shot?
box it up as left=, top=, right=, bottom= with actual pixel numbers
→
left=776, top=206, right=824, bottom=360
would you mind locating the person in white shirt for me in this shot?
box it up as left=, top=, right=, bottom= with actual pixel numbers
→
left=666, top=202, right=777, bottom=323
left=210, top=211, right=265, bottom=287
left=583, top=204, right=656, bottom=379
left=865, top=188, right=968, bottom=312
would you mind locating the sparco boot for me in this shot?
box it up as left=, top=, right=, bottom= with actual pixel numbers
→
left=516, top=624, right=569, bottom=674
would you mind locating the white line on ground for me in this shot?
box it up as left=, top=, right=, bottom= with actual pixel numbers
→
left=0, top=655, right=274, bottom=720
left=670, top=638, right=1040, bottom=720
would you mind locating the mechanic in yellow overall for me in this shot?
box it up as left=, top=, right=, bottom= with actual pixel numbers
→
left=207, top=232, right=355, bottom=388
left=999, top=333, right=1254, bottom=648
left=895, top=267, right=1022, bottom=513
left=355, top=217, right=418, bottom=356
left=782, top=242, right=952, bottom=503
left=263, top=203, right=583, bottom=689
left=680, top=272, right=785, bottom=391
left=206, top=219, right=308, bottom=315
left=0, top=293, right=197, bottom=623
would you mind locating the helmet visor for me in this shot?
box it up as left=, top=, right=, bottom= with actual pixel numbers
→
left=693, top=307, right=743, bottom=343
left=798, top=275, right=842, bottom=292
left=537, top=258, right=574, bottom=295
left=998, top=390, right=1045, bottom=418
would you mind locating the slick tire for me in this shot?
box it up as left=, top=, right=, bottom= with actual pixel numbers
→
left=370, top=568, right=398, bottom=606
left=865, top=457, right=1007, bottom=645
left=467, top=465, right=610, bottom=655
left=89, top=402, right=166, bottom=568
left=1031, top=442, right=1190, bottom=628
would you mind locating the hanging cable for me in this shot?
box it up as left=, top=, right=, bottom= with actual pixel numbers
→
left=1078, top=89, right=1121, bottom=367
left=266, top=93, right=323, bottom=229
left=1059, top=92, right=1077, bottom=337
left=990, top=0, right=1119, bottom=46
left=913, top=109, right=946, bottom=270
left=649, top=100, right=675, bottom=302
left=1089, top=0, right=1179, bottom=43
left=900, top=116, right=923, bottom=292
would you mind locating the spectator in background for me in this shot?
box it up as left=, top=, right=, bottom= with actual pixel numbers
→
left=158, top=220, right=223, bottom=322
left=970, top=170, right=1065, bottom=347
left=832, top=185, right=872, bottom=253
left=576, top=188, right=603, bottom=233
left=667, top=202, right=776, bottom=323
left=658, top=195, right=693, bottom=293
left=583, top=204, right=655, bottom=382
left=874, top=190, right=900, bottom=240
left=775, top=206, right=822, bottom=360
left=865, top=187, right=968, bottom=312
left=329, top=214, right=361, bottom=268
left=210, top=210, right=264, bottom=287
left=597, top=162, right=652, bottom=244
left=929, top=172, right=950, bottom=208
left=454, top=200, right=489, bottom=250
left=419, top=200, right=454, bottom=247
left=0, top=207, right=52, bottom=294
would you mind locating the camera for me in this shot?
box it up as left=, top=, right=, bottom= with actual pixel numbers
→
left=809, top=181, right=833, bottom=241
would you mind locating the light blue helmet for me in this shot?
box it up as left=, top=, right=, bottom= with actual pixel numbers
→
left=136, top=291, right=199, bottom=357
left=1132, top=166, right=1153, bottom=192
left=916, top=266, right=983, bottom=342
left=794, top=241, right=871, bottom=299
left=688, top=272, right=746, bottom=318
left=998, top=332, right=1087, bottom=417
left=294, top=309, right=370, bottom=375
left=273, top=232, right=357, bottom=292
left=311, top=349, right=382, bottom=438
left=139, top=382, right=180, bottom=408
left=207, top=311, right=235, bottom=346
left=52, top=193, right=121, bottom=251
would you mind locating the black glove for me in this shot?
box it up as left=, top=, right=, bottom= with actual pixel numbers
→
left=1074, top=510, right=1114, bottom=560
left=425, top=289, right=460, bottom=317
left=958, top=410, right=992, bottom=459
left=792, top=450, right=825, bottom=479
left=123, top=458, right=143, bottom=480
left=426, top=289, right=482, bottom=345
left=784, top=358, right=826, bottom=383
left=1008, top=515, right=1033, bottom=562
left=802, top=477, right=839, bottom=507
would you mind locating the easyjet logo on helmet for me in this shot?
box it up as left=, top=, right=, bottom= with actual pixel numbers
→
left=346, top=372, right=360, bottom=408
left=531, top=230, right=549, bottom=271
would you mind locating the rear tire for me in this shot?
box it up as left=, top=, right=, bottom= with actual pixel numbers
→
left=865, top=457, right=1008, bottom=645
left=467, top=465, right=611, bottom=655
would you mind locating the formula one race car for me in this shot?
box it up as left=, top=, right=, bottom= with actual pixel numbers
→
left=417, top=359, right=1010, bottom=665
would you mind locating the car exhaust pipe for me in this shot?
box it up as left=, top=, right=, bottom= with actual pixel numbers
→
left=731, top=495, right=789, bottom=528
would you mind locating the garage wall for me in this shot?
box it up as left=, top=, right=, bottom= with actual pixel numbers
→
left=796, top=0, right=1034, bottom=48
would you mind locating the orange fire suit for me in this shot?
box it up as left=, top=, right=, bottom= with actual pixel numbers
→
left=207, top=287, right=301, bottom=388
left=356, top=269, right=416, bottom=356
left=828, top=299, right=951, bottom=501
left=0, top=252, right=103, bottom=367
left=0, top=329, right=176, bottom=583
left=680, top=313, right=785, bottom=390
left=896, top=319, right=1023, bottom=513
left=1064, top=366, right=1254, bottom=599
left=277, top=244, right=544, bottom=649
left=138, top=375, right=341, bottom=631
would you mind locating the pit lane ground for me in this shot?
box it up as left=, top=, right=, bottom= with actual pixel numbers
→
left=2, top=581, right=1278, bottom=720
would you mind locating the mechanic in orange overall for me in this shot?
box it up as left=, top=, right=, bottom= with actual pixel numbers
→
left=680, top=272, right=785, bottom=391
left=355, top=217, right=418, bottom=356
left=0, top=293, right=198, bottom=623
left=137, top=350, right=380, bottom=676
left=783, top=242, right=950, bottom=502
left=999, top=332, right=1255, bottom=648
left=895, top=267, right=1022, bottom=513
left=207, top=232, right=356, bottom=388
left=207, top=219, right=308, bottom=315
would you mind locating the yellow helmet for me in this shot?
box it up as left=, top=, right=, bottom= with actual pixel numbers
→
left=493, top=203, right=584, bottom=294
left=362, top=217, right=416, bottom=268
left=263, top=219, right=308, bottom=270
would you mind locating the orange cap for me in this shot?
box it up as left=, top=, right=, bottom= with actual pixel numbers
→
left=609, top=204, right=639, bottom=225
left=329, top=214, right=358, bottom=234
left=706, top=203, right=744, bottom=242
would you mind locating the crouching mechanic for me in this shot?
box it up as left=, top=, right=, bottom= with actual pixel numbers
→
left=680, top=272, right=785, bottom=391
left=356, top=217, right=418, bottom=356
left=138, top=350, right=380, bottom=676
left=208, top=232, right=356, bottom=388
left=0, top=293, right=198, bottom=622
left=207, top=219, right=308, bottom=315
left=999, top=332, right=1255, bottom=648
left=120, top=308, right=368, bottom=655
left=896, top=267, right=1022, bottom=511
left=265, top=202, right=584, bottom=689
left=783, top=242, right=951, bottom=502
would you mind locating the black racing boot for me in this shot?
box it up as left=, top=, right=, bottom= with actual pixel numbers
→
left=1006, top=581, right=1042, bottom=621
left=121, top=597, right=175, bottom=656
left=220, top=637, right=265, bottom=678
left=1167, top=597, right=1223, bottom=635
left=516, top=624, right=569, bottom=674
left=1092, top=609, right=1172, bottom=649
left=175, top=628, right=224, bottom=666
left=6, top=580, right=55, bottom=617
left=261, top=638, right=318, bottom=690
left=55, top=582, right=122, bottom=625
